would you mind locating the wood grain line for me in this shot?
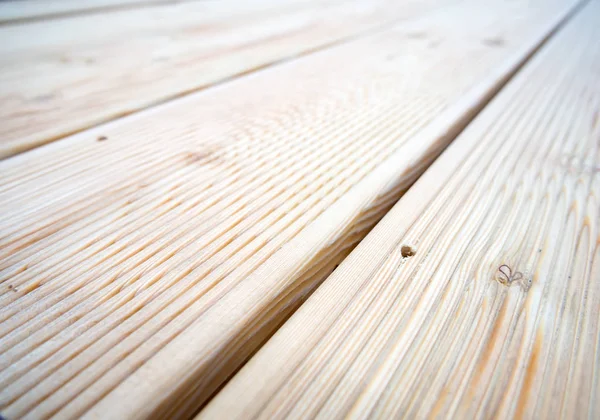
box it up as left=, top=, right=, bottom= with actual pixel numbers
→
left=0, top=0, right=442, bottom=157
left=201, top=2, right=600, bottom=418
left=0, top=0, right=582, bottom=418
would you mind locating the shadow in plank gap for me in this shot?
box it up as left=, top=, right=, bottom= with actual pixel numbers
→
left=201, top=0, right=600, bottom=418
left=0, top=0, right=583, bottom=418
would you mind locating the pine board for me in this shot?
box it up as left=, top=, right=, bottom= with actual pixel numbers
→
left=0, top=0, right=436, bottom=157
left=0, top=0, right=580, bottom=418
left=202, top=1, right=600, bottom=418
left=0, top=0, right=182, bottom=24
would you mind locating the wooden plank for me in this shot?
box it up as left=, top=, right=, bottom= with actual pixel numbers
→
left=201, top=1, right=600, bottom=418
left=0, top=0, right=182, bottom=24
left=0, top=0, right=436, bottom=157
left=0, top=0, right=580, bottom=418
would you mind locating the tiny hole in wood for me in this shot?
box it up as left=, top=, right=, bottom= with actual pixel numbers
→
left=401, top=245, right=415, bottom=258
left=97, top=136, right=108, bottom=142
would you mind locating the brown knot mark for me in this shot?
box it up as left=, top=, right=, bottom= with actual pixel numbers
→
left=185, top=149, right=222, bottom=166
left=496, top=264, right=530, bottom=291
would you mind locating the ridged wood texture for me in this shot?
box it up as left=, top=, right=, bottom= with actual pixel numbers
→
left=0, top=0, right=436, bottom=157
left=202, top=1, right=600, bottom=418
left=0, top=0, right=580, bottom=418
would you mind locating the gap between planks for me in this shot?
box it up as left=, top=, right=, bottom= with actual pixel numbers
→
left=201, top=0, right=600, bottom=418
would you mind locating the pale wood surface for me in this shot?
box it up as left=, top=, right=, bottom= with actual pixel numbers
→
left=0, top=0, right=580, bottom=418
left=0, top=0, right=184, bottom=24
left=0, top=0, right=574, bottom=418
left=201, top=1, right=600, bottom=418
left=0, top=0, right=436, bottom=157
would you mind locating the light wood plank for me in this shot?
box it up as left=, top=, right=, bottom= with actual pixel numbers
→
left=0, top=0, right=435, bottom=157
left=0, top=0, right=580, bottom=418
left=201, top=1, right=600, bottom=418
left=0, top=0, right=182, bottom=24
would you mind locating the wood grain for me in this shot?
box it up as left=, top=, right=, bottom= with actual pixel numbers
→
left=0, top=0, right=581, bottom=418
left=201, top=1, right=600, bottom=418
left=0, top=0, right=184, bottom=24
left=0, top=0, right=436, bottom=157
